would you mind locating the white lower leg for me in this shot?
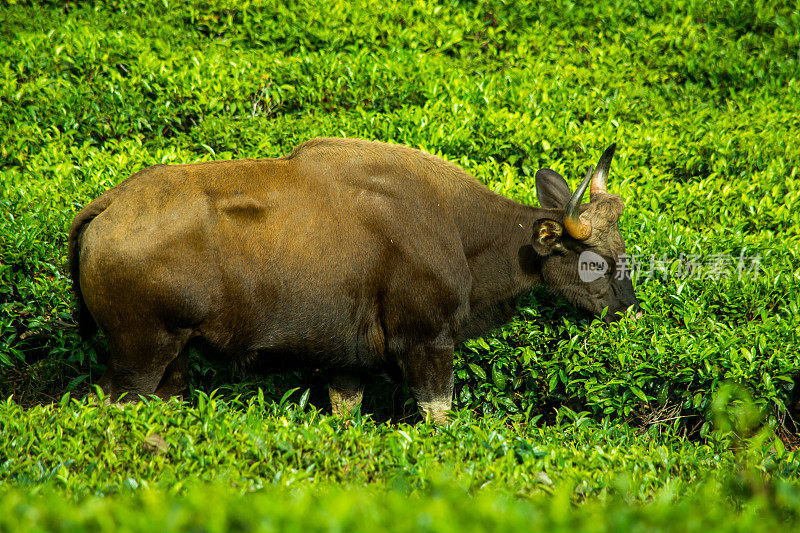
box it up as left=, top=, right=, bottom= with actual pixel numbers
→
left=329, top=373, right=364, bottom=416
left=417, top=397, right=452, bottom=424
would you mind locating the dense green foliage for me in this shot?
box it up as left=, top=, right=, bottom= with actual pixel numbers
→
left=1, top=394, right=799, bottom=530
left=3, top=479, right=800, bottom=533
left=0, top=394, right=765, bottom=496
left=1, top=0, right=799, bottom=529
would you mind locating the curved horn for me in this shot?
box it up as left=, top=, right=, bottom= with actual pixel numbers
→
left=564, top=166, right=593, bottom=240
left=590, top=143, right=616, bottom=197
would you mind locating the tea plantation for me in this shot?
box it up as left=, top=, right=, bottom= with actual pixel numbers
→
left=1, top=0, right=799, bottom=530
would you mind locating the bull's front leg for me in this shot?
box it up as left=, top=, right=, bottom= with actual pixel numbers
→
left=154, top=352, right=188, bottom=400
left=400, top=337, right=454, bottom=424
left=328, top=372, right=364, bottom=416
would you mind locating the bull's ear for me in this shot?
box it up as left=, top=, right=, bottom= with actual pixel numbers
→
left=532, top=219, right=564, bottom=255
left=535, top=169, right=572, bottom=209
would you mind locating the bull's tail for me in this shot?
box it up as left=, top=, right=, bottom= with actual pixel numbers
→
left=68, top=193, right=115, bottom=339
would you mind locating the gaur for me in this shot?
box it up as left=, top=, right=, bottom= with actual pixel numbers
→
left=69, top=138, right=640, bottom=423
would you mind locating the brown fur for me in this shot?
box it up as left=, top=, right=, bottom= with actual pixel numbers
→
left=69, top=138, right=638, bottom=422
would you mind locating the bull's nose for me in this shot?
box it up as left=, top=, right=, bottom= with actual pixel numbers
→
left=628, top=305, right=643, bottom=320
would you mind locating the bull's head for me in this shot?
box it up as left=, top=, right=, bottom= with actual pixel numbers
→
left=532, top=144, right=641, bottom=323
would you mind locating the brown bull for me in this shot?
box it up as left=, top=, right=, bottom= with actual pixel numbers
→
left=69, top=138, right=639, bottom=423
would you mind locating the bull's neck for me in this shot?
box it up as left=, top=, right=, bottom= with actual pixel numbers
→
left=454, top=187, right=557, bottom=302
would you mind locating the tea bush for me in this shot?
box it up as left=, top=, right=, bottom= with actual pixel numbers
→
left=2, top=0, right=798, bottom=431
left=1, top=0, right=798, bottom=527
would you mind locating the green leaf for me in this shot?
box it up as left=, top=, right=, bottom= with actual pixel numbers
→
left=630, top=386, right=649, bottom=403
left=66, top=374, right=89, bottom=392
left=548, top=373, right=559, bottom=392
left=279, top=387, right=300, bottom=408
left=492, top=365, right=507, bottom=391
left=469, top=364, right=486, bottom=380
left=298, top=388, right=310, bottom=410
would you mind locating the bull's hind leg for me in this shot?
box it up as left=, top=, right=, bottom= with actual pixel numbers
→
left=98, top=321, right=192, bottom=403
left=329, top=372, right=364, bottom=416
left=399, top=336, right=455, bottom=425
